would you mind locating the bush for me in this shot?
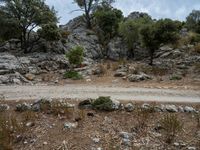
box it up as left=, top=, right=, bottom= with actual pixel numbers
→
left=92, top=96, right=113, bottom=111
left=119, top=17, right=152, bottom=58
left=160, top=114, right=183, bottom=144
left=37, top=23, right=61, bottom=41
left=186, top=10, right=200, bottom=33
left=66, top=46, right=84, bottom=66
left=64, top=71, right=83, bottom=80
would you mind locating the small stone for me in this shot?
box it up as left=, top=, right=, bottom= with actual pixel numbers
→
left=187, top=147, right=196, bottom=150
left=165, top=105, right=178, bottom=112
left=30, top=139, right=36, bottom=143
left=178, top=106, right=184, bottom=112
left=13, top=78, right=21, bottom=84
left=64, top=122, right=78, bottom=129
left=184, top=106, right=196, bottom=113
left=86, top=78, right=91, bottom=82
left=43, top=142, right=48, bottom=145
left=125, top=103, right=134, bottom=112
left=174, top=142, right=180, bottom=147
left=112, top=100, right=121, bottom=110
left=0, top=104, right=10, bottom=112
left=16, top=103, right=31, bottom=112
left=114, top=71, right=126, bottom=77
left=78, top=99, right=93, bottom=109
left=92, top=138, right=100, bottom=144
left=26, top=122, right=35, bottom=127
left=25, top=73, right=35, bottom=81
left=141, top=103, right=150, bottom=110
left=119, top=132, right=133, bottom=139
left=122, top=138, right=131, bottom=146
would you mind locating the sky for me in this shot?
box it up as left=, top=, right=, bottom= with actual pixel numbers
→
left=46, top=0, right=200, bottom=25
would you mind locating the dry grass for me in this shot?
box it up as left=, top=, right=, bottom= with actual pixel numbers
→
left=0, top=101, right=200, bottom=149
left=21, top=110, right=37, bottom=122
left=132, top=107, right=153, bottom=136
left=0, top=112, right=25, bottom=150
left=160, top=114, right=183, bottom=144
left=194, top=43, right=200, bottom=53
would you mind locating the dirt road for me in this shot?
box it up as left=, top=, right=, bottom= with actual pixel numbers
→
left=0, top=85, right=200, bottom=103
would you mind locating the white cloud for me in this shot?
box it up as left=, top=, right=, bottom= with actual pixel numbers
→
left=46, top=0, right=200, bottom=24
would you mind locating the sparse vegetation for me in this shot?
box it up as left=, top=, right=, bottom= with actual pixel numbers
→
left=64, top=71, right=83, bottom=80
left=194, top=43, right=200, bottom=53
left=170, top=75, right=182, bottom=80
left=186, top=10, right=200, bottom=33
left=92, top=96, right=113, bottom=111
left=160, top=114, right=183, bottom=144
left=0, top=113, right=25, bottom=149
left=66, top=46, right=84, bottom=66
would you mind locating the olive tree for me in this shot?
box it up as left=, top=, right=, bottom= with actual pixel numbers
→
left=140, top=19, right=180, bottom=65
left=74, top=0, right=114, bottom=29
left=186, top=10, right=200, bottom=33
left=0, top=0, right=58, bottom=53
left=118, top=16, right=152, bottom=58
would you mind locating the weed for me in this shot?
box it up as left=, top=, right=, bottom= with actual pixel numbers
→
left=0, top=113, right=25, bottom=149
left=21, top=110, right=36, bottom=122
left=195, top=113, right=200, bottom=128
left=194, top=43, right=200, bottom=53
left=66, top=46, right=84, bottom=66
left=194, top=63, right=200, bottom=73
left=150, top=67, right=169, bottom=76
left=170, top=75, right=182, bottom=81
left=95, top=64, right=107, bottom=76
left=160, top=114, right=183, bottom=144
left=132, top=107, right=152, bottom=135
left=112, top=63, right=120, bottom=71
left=64, top=71, right=83, bottom=80
left=92, top=97, right=113, bottom=111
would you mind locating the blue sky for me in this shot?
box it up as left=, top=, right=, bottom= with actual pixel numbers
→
left=46, top=0, right=200, bottom=25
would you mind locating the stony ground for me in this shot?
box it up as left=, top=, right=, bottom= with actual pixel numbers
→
left=0, top=99, right=200, bottom=150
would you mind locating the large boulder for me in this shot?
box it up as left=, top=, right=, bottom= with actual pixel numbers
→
left=107, top=37, right=128, bottom=60
left=127, top=12, right=151, bottom=20
left=128, top=72, right=152, bottom=82
left=61, top=16, right=103, bottom=59
left=0, top=52, right=69, bottom=84
left=0, top=53, right=22, bottom=73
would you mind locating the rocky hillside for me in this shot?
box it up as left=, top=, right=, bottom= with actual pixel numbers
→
left=0, top=13, right=200, bottom=85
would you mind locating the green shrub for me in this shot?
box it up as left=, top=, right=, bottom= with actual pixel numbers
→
left=92, top=96, right=113, bottom=111
left=186, top=10, right=200, bottom=33
left=191, top=33, right=200, bottom=43
left=160, top=114, right=183, bottom=144
left=64, top=71, right=83, bottom=80
left=37, top=23, right=61, bottom=41
left=66, top=46, right=84, bottom=66
left=170, top=75, right=182, bottom=80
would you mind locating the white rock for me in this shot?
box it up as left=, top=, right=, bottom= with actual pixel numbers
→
left=165, top=105, right=178, bottom=112
left=112, top=100, right=121, bottom=110
left=184, top=106, right=196, bottom=113
left=125, top=103, right=134, bottom=112
left=92, top=138, right=100, bottom=143
left=64, top=122, right=78, bottom=129
left=187, top=147, right=196, bottom=150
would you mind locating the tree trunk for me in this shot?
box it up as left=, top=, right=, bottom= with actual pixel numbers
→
left=149, top=49, right=154, bottom=66
left=85, top=12, right=92, bottom=29
left=128, top=48, right=134, bottom=59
